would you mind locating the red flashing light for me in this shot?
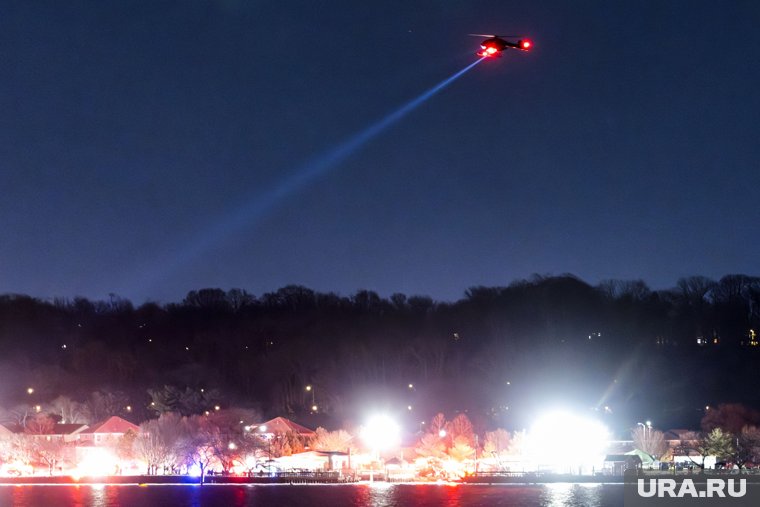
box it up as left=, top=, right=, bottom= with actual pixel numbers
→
left=521, top=40, right=532, bottom=50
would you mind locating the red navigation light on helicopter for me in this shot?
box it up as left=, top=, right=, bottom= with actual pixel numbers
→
left=470, top=33, right=533, bottom=57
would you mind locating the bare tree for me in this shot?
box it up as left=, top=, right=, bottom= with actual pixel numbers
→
left=135, top=421, right=168, bottom=475
left=82, top=390, right=129, bottom=423
left=135, top=412, right=188, bottom=475
left=429, top=413, right=447, bottom=436
left=24, top=413, right=55, bottom=435
left=632, top=426, right=668, bottom=460
left=49, top=396, right=86, bottom=424
left=310, top=427, right=353, bottom=452
left=183, top=415, right=221, bottom=482
left=447, top=413, right=475, bottom=448
left=731, top=426, right=760, bottom=470
left=6, top=435, right=36, bottom=469
left=4, top=405, right=35, bottom=429
left=203, top=409, right=260, bottom=474
left=483, top=429, right=511, bottom=457
left=30, top=437, right=66, bottom=475
left=414, top=433, right=446, bottom=459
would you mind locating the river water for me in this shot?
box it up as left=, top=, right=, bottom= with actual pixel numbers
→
left=0, top=483, right=624, bottom=507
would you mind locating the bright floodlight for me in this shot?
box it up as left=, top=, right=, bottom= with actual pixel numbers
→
left=528, top=410, right=610, bottom=474
left=360, top=414, right=400, bottom=451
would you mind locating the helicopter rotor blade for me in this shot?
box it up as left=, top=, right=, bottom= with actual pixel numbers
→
left=468, top=33, right=525, bottom=38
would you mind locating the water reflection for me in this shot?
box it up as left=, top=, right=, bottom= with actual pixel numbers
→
left=0, top=483, right=624, bottom=507
left=89, top=484, right=106, bottom=507
left=542, top=483, right=605, bottom=507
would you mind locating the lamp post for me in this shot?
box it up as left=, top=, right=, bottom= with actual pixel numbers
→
left=306, top=385, right=314, bottom=403
left=306, top=385, right=318, bottom=413
left=637, top=421, right=653, bottom=464
left=259, top=425, right=273, bottom=475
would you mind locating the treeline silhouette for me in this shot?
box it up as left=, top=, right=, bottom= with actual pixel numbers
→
left=1, top=274, right=758, bottom=431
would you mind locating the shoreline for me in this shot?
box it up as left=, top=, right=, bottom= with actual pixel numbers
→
left=0, top=475, right=628, bottom=486
left=3, top=471, right=752, bottom=486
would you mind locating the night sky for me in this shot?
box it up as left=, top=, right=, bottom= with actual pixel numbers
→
left=2, top=0, right=759, bottom=304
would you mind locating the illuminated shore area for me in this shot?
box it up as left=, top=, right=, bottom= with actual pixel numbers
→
left=0, top=472, right=639, bottom=485
left=0, top=471, right=626, bottom=485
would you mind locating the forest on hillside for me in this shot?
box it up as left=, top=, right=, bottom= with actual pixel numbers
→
left=1, top=274, right=758, bottom=433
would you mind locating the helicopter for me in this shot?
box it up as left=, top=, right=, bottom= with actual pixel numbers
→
left=469, top=34, right=533, bottom=57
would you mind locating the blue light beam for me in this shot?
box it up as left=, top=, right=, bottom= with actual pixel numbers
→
left=126, top=58, right=485, bottom=297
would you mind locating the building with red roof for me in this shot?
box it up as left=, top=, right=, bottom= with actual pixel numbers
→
left=75, top=416, right=140, bottom=446
left=256, top=417, right=316, bottom=438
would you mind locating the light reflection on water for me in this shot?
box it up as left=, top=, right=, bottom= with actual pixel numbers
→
left=542, top=483, right=607, bottom=507
left=0, top=483, right=624, bottom=507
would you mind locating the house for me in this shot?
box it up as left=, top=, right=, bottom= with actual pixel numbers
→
left=70, top=416, right=141, bottom=475
left=43, top=424, right=88, bottom=443
left=663, top=429, right=697, bottom=447
left=5, top=422, right=88, bottom=443
left=254, top=417, right=316, bottom=439
left=74, top=416, right=140, bottom=446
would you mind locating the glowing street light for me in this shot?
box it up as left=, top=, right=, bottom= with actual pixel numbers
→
left=26, top=387, right=34, bottom=395
left=529, top=410, right=610, bottom=475
left=361, top=414, right=400, bottom=482
left=438, top=429, right=447, bottom=438
left=361, top=415, right=400, bottom=451
left=305, top=385, right=316, bottom=406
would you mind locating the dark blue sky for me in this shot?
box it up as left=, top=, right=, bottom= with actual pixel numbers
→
left=2, top=0, right=759, bottom=304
